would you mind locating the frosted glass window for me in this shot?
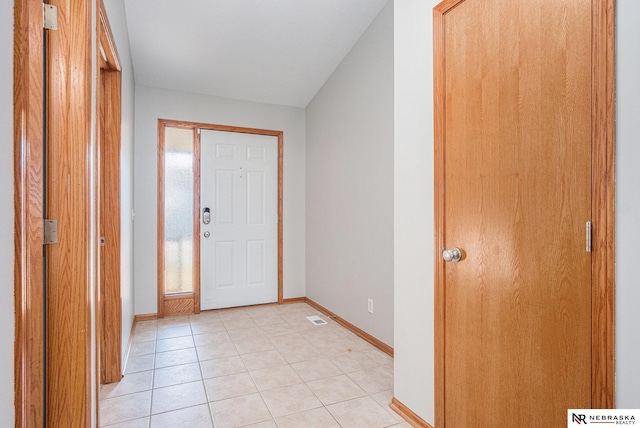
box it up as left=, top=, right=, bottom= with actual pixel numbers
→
left=164, top=127, right=194, bottom=294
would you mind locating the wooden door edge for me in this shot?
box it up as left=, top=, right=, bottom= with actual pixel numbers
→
left=14, top=0, right=46, bottom=425
left=590, top=0, right=616, bottom=409
left=157, top=121, right=166, bottom=318
left=432, top=0, right=617, bottom=424
left=433, top=3, right=452, bottom=427
left=277, top=132, right=284, bottom=304
left=43, top=0, right=93, bottom=424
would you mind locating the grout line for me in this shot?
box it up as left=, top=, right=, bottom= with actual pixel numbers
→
left=113, top=302, right=398, bottom=427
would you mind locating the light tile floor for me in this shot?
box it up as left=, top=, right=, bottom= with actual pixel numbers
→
left=100, top=303, right=411, bottom=428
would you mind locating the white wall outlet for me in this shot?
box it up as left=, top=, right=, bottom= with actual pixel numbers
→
left=368, top=299, right=373, bottom=314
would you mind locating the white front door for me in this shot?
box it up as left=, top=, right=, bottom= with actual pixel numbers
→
left=200, top=130, right=278, bottom=310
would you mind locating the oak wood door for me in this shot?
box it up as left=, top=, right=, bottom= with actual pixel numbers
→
left=44, top=0, right=93, bottom=425
left=435, top=0, right=593, bottom=426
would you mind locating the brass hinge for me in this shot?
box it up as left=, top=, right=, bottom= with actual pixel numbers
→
left=43, top=4, right=58, bottom=30
left=44, top=219, right=58, bottom=245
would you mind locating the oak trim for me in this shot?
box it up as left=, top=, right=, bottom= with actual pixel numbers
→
left=97, top=0, right=123, bottom=387
left=277, top=132, right=284, bottom=304
left=433, top=0, right=616, bottom=425
left=98, top=0, right=120, bottom=71
left=433, top=4, right=448, bottom=427
left=14, top=0, right=45, bottom=424
left=157, top=121, right=166, bottom=318
left=591, top=0, right=616, bottom=409
left=390, top=398, right=433, bottom=428
left=164, top=295, right=196, bottom=316
left=134, top=314, right=159, bottom=323
left=157, top=121, right=196, bottom=317
left=157, top=119, right=284, bottom=316
left=282, top=297, right=307, bottom=304
left=304, top=298, right=394, bottom=357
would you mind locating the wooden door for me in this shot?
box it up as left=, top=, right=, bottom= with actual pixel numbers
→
left=97, top=1, right=123, bottom=386
left=44, top=0, right=93, bottom=425
left=200, top=130, right=278, bottom=310
left=16, top=0, right=117, bottom=424
left=434, top=0, right=614, bottom=426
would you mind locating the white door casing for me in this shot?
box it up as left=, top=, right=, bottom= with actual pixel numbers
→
left=200, top=130, right=278, bottom=310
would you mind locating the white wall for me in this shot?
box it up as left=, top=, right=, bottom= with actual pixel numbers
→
left=393, top=0, right=437, bottom=423
left=305, top=2, right=394, bottom=346
left=134, top=87, right=306, bottom=314
left=615, top=0, right=640, bottom=409
left=0, top=1, right=14, bottom=426
left=103, top=0, right=136, bottom=364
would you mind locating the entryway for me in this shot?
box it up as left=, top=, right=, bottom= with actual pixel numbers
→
left=157, top=121, right=284, bottom=317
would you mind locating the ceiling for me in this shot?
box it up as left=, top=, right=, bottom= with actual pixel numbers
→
left=123, top=0, right=389, bottom=108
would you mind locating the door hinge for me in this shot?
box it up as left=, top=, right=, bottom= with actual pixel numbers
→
left=43, top=4, right=58, bottom=30
left=586, top=221, right=592, bottom=253
left=197, top=128, right=202, bottom=135
left=44, top=219, right=58, bottom=245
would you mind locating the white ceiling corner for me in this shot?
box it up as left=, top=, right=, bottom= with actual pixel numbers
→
left=123, top=0, right=390, bottom=108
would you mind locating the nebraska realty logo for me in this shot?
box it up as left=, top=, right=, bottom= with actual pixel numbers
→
left=568, top=409, right=639, bottom=426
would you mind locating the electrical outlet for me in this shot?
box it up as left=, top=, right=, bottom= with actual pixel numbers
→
left=368, top=299, right=373, bottom=314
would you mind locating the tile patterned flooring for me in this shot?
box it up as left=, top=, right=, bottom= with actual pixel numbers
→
left=100, top=303, right=411, bottom=428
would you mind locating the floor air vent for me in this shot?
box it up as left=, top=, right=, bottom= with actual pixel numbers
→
left=306, top=315, right=328, bottom=326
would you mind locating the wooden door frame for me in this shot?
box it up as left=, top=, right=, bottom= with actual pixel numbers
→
left=157, top=119, right=284, bottom=317
left=14, top=0, right=95, bottom=425
left=433, top=0, right=616, bottom=426
left=97, top=0, right=123, bottom=386
left=14, top=0, right=45, bottom=424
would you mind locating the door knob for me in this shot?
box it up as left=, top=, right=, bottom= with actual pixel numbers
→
left=442, top=247, right=462, bottom=263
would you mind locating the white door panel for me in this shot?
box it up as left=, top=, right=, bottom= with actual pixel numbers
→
left=200, top=130, right=277, bottom=310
